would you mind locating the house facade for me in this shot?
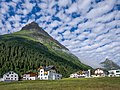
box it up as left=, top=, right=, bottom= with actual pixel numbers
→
left=22, top=72, right=37, bottom=80
left=3, top=71, right=19, bottom=81
left=0, top=78, right=4, bottom=82
left=93, top=68, right=106, bottom=77
left=108, top=70, right=120, bottom=77
left=70, top=73, right=78, bottom=78
left=38, top=66, right=62, bottom=80
left=70, top=70, right=91, bottom=78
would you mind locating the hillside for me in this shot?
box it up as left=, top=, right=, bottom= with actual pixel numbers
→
left=100, top=58, right=120, bottom=70
left=0, top=22, right=91, bottom=77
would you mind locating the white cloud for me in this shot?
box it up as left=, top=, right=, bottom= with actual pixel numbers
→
left=77, top=0, right=92, bottom=15
left=0, top=2, right=9, bottom=14
left=58, top=0, right=71, bottom=7
left=0, top=0, right=119, bottom=68
left=66, top=2, right=78, bottom=14
left=38, top=2, right=48, bottom=9
left=86, top=0, right=116, bottom=19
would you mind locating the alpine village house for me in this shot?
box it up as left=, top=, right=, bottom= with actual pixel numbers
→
left=1, top=66, right=120, bottom=82
left=38, top=66, right=62, bottom=80
left=1, top=71, right=19, bottom=82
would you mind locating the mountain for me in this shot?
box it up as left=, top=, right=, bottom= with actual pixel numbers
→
left=0, top=22, right=91, bottom=77
left=100, top=58, right=120, bottom=70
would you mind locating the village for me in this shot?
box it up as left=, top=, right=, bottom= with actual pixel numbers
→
left=0, top=65, right=120, bottom=82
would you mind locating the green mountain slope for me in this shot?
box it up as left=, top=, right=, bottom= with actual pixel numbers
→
left=0, top=22, right=91, bottom=77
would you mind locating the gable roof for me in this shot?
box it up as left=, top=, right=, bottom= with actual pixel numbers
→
left=24, top=72, right=37, bottom=77
left=45, top=65, right=55, bottom=71
left=4, top=71, right=18, bottom=75
left=38, top=65, right=56, bottom=71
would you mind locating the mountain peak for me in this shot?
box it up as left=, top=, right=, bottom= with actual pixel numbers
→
left=21, top=22, right=50, bottom=36
left=21, top=22, right=41, bottom=30
left=101, top=58, right=120, bottom=70
left=20, top=22, right=69, bottom=50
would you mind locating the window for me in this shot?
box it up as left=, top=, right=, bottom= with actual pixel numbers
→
left=41, top=71, right=43, bottom=73
left=11, top=75, right=13, bottom=77
left=11, top=78, right=13, bottom=80
left=6, top=78, right=10, bottom=80
left=41, top=74, right=43, bottom=76
left=15, top=78, right=16, bottom=80
left=116, top=71, right=120, bottom=73
left=7, top=74, right=9, bottom=77
left=15, top=75, right=17, bottom=77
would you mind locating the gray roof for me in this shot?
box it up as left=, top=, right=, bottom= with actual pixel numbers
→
left=44, top=65, right=55, bottom=71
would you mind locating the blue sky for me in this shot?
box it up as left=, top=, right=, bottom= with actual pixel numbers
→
left=0, top=0, right=120, bottom=67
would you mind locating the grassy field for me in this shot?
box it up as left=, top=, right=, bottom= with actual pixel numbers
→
left=0, top=77, right=120, bottom=90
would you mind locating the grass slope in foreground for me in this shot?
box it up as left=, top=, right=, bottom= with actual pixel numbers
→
left=0, top=77, right=120, bottom=90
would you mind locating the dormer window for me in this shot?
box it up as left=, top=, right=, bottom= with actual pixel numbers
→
left=7, top=74, right=9, bottom=77
left=9, top=72, right=11, bottom=74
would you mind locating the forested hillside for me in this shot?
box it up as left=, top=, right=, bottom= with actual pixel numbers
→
left=0, top=22, right=91, bottom=77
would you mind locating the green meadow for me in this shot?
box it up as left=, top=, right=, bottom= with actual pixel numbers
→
left=0, top=77, right=120, bottom=90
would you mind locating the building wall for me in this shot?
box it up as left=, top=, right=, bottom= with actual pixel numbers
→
left=38, top=69, right=62, bottom=80
left=23, top=74, right=30, bottom=80
left=29, top=77, right=37, bottom=80
left=108, top=70, right=120, bottom=77
left=70, top=70, right=91, bottom=78
left=3, top=71, right=18, bottom=81
left=95, top=69, right=104, bottom=74
left=22, top=74, right=37, bottom=80
left=38, top=69, right=49, bottom=80
left=94, top=69, right=105, bottom=77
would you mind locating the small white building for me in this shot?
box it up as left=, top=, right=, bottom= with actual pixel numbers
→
left=38, top=66, right=62, bottom=80
left=70, top=73, right=78, bottom=78
left=108, top=70, right=120, bottom=77
left=3, top=71, right=19, bottom=81
left=70, top=70, right=91, bottom=78
left=0, top=78, right=4, bottom=82
left=22, top=72, right=38, bottom=80
left=93, top=68, right=106, bottom=77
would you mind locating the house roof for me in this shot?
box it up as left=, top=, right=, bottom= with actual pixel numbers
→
left=3, top=71, right=18, bottom=75
left=24, top=72, right=37, bottom=77
left=38, top=65, right=56, bottom=71
left=95, top=68, right=104, bottom=70
left=45, top=65, right=55, bottom=71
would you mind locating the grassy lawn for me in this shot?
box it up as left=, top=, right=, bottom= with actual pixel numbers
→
left=0, top=77, right=120, bottom=90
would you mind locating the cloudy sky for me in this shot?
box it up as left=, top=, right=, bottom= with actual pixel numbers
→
left=0, top=0, right=120, bottom=67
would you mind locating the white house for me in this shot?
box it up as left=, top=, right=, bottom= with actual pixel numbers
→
left=92, top=68, right=106, bottom=77
left=70, top=70, right=91, bottom=78
left=38, top=66, right=62, bottom=80
left=0, top=78, right=4, bottom=82
left=108, top=70, right=120, bottom=77
left=22, top=72, right=38, bottom=80
left=70, top=73, right=78, bottom=78
left=3, top=71, right=19, bottom=81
